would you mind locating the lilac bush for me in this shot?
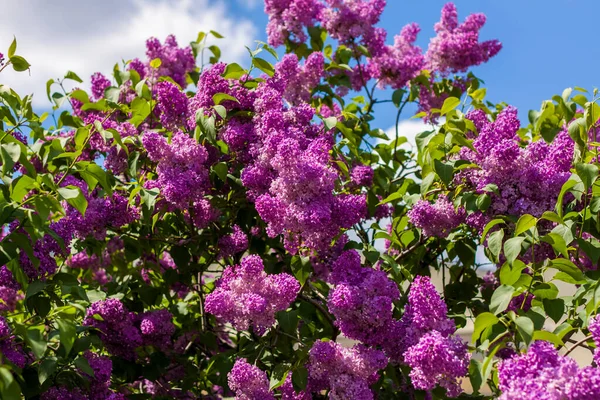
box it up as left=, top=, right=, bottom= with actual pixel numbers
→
left=0, top=1, right=599, bottom=399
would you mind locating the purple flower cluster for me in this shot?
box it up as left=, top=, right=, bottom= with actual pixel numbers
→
left=426, top=3, right=502, bottom=73
left=83, top=299, right=175, bottom=359
left=368, top=23, right=425, bottom=89
left=143, top=131, right=215, bottom=227
left=218, top=225, right=249, bottom=258
left=0, top=316, right=26, bottom=367
left=350, top=165, right=374, bottom=187
left=204, top=255, right=300, bottom=334
left=275, top=52, right=325, bottom=104
left=241, top=71, right=366, bottom=253
left=142, top=35, right=195, bottom=87
left=498, top=340, right=600, bottom=399
left=459, top=106, right=574, bottom=231
left=319, top=0, right=386, bottom=45
left=227, top=358, right=274, bottom=400
left=398, top=276, right=469, bottom=396
left=90, top=72, right=111, bottom=101
left=0, top=265, right=21, bottom=312
left=589, top=315, right=600, bottom=366
left=307, top=340, right=387, bottom=400
left=154, top=81, right=189, bottom=130
left=265, top=0, right=323, bottom=47
left=327, top=250, right=401, bottom=346
left=408, top=195, right=465, bottom=238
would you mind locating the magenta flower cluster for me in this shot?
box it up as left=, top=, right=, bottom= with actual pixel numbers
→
left=498, top=340, right=600, bottom=399
left=227, top=358, right=274, bottom=400
left=426, top=3, right=502, bottom=73
left=408, top=195, right=465, bottom=238
left=589, top=315, right=600, bottom=366
left=459, top=106, right=574, bottom=231
left=0, top=316, right=26, bottom=367
left=398, top=276, right=469, bottom=397
left=307, top=340, right=388, bottom=400
left=204, top=255, right=300, bottom=334
left=83, top=299, right=175, bottom=359
left=0, top=266, right=20, bottom=312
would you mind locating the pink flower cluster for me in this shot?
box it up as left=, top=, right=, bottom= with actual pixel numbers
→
left=326, top=249, right=401, bottom=346
left=398, top=276, right=469, bottom=397
left=307, top=340, right=387, bottom=400
left=204, top=255, right=300, bottom=334
left=227, top=358, right=274, bottom=400
left=408, top=195, right=465, bottom=238
left=83, top=299, right=175, bottom=359
left=459, top=106, right=574, bottom=231
left=498, top=341, right=600, bottom=399
left=425, top=3, right=502, bottom=73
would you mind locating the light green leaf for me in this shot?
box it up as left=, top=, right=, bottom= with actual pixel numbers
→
left=490, top=285, right=515, bottom=314
left=504, top=237, right=525, bottom=264
left=514, top=214, right=537, bottom=236
left=472, top=312, right=498, bottom=342
left=515, top=316, right=534, bottom=346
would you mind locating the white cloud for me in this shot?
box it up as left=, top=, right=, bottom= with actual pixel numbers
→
left=0, top=0, right=257, bottom=107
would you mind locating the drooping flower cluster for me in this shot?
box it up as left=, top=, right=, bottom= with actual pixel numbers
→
left=142, top=131, right=216, bottom=227
left=459, top=106, right=574, bottom=231
left=425, top=2, right=502, bottom=73
left=307, top=340, right=388, bottom=400
left=319, top=0, right=386, bottom=46
left=327, top=249, right=401, bottom=346
left=264, top=0, right=323, bottom=47
left=0, top=265, right=21, bottom=312
left=83, top=299, right=175, bottom=359
left=589, top=315, right=600, bottom=366
left=227, top=358, right=274, bottom=400
left=275, top=53, right=325, bottom=104
left=498, top=340, right=600, bottom=399
left=408, top=195, right=465, bottom=238
left=141, top=35, right=196, bottom=87
left=241, top=70, right=366, bottom=253
left=218, top=225, right=249, bottom=258
left=398, top=276, right=469, bottom=396
left=204, top=255, right=300, bottom=334
left=154, top=81, right=189, bottom=130
left=0, top=316, right=26, bottom=367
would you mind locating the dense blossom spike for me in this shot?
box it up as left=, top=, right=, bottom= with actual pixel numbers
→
left=228, top=358, right=275, bottom=400
left=205, top=255, right=300, bottom=334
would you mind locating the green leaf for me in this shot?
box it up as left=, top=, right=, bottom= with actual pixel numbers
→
left=64, top=70, right=83, bottom=83
left=576, top=163, right=599, bottom=190
left=57, top=319, right=76, bottom=355
left=252, top=57, right=274, bottom=77
left=213, top=105, right=227, bottom=119
left=549, top=258, right=585, bottom=282
left=292, top=366, right=308, bottom=391
left=476, top=193, right=491, bottom=211
left=441, top=97, right=460, bottom=115
left=74, top=356, right=95, bottom=377
left=543, top=298, right=565, bottom=324
left=514, top=214, right=537, bottom=236
left=212, top=162, right=228, bottom=182
left=469, top=359, right=483, bottom=394
left=26, top=327, right=47, bottom=359
left=487, top=229, right=504, bottom=261
left=541, top=233, right=568, bottom=258
left=0, top=366, right=21, bottom=400
left=209, top=30, right=224, bottom=38
left=7, top=37, right=17, bottom=58
left=10, top=55, right=30, bottom=71
left=150, top=58, right=162, bottom=68
left=38, top=357, right=57, bottom=385
left=482, top=218, right=505, bottom=240
left=222, top=63, right=246, bottom=79
left=503, top=237, right=525, bottom=264
left=129, top=98, right=151, bottom=127
left=541, top=211, right=563, bottom=224
left=1, top=143, right=21, bottom=174
left=26, top=281, right=46, bottom=299
left=532, top=330, right=564, bottom=346
left=11, top=175, right=36, bottom=202
left=433, top=159, right=454, bottom=185
left=472, top=312, right=498, bottom=342
left=212, top=93, right=238, bottom=105
left=291, top=256, right=311, bottom=285
left=515, top=316, right=534, bottom=346
left=499, top=260, right=525, bottom=286
left=490, top=285, right=516, bottom=314
left=58, top=186, right=88, bottom=216
left=323, top=116, right=337, bottom=131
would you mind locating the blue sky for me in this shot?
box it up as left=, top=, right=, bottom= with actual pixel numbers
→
left=2, top=0, right=596, bottom=132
